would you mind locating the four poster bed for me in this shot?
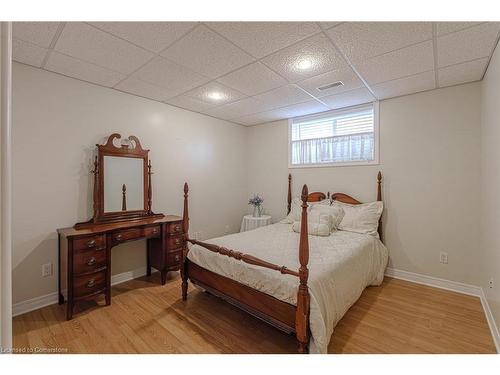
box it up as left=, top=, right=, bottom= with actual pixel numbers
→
left=180, top=172, right=388, bottom=353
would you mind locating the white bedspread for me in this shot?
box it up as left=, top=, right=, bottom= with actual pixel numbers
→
left=187, top=222, right=388, bottom=353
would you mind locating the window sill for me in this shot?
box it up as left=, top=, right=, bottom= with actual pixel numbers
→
left=288, top=160, right=380, bottom=169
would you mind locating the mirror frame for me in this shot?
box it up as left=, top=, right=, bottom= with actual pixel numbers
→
left=75, top=133, right=163, bottom=229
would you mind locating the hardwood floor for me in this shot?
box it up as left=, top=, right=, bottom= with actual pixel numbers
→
left=13, top=273, right=497, bottom=354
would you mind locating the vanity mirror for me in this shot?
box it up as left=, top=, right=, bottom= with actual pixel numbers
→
left=75, top=133, right=163, bottom=228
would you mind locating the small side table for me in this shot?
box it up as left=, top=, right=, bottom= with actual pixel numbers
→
left=240, top=214, right=272, bottom=232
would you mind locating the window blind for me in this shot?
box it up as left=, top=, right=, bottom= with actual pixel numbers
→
left=290, top=104, right=375, bottom=166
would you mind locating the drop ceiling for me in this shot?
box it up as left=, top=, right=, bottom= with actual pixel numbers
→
left=12, top=22, right=500, bottom=126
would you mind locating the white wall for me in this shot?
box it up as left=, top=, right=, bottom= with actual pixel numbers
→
left=480, top=44, right=500, bottom=330
left=0, top=23, right=3, bottom=345
left=247, top=83, right=482, bottom=286
left=12, top=63, right=248, bottom=304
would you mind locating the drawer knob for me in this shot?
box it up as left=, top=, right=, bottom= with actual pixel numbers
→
left=175, top=238, right=181, bottom=245
left=174, top=225, right=181, bottom=232
left=174, top=254, right=180, bottom=262
left=87, top=239, right=96, bottom=248
left=86, top=279, right=95, bottom=288
left=152, top=228, right=158, bottom=234
left=87, top=257, right=96, bottom=266
left=115, top=234, right=123, bottom=241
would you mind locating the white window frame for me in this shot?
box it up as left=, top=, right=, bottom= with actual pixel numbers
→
left=288, top=102, right=380, bottom=169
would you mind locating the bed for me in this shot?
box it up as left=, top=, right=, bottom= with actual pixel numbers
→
left=179, top=172, right=388, bottom=354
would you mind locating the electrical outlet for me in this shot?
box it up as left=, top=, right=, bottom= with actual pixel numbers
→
left=42, top=262, right=53, bottom=277
left=439, top=252, right=448, bottom=264
left=489, top=278, right=494, bottom=289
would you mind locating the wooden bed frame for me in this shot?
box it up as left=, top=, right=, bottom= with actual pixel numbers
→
left=180, top=171, right=383, bottom=353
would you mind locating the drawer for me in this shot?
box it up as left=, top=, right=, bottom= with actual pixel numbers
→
left=166, top=234, right=184, bottom=250
left=74, top=270, right=106, bottom=299
left=167, top=250, right=183, bottom=265
left=144, top=225, right=161, bottom=238
left=73, top=234, right=105, bottom=251
left=166, top=221, right=183, bottom=234
left=73, top=247, right=106, bottom=275
left=111, top=228, right=142, bottom=245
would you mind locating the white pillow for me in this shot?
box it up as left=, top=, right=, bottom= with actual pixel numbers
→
left=292, top=211, right=332, bottom=237
left=282, top=197, right=330, bottom=224
left=310, top=204, right=345, bottom=232
left=333, top=200, right=383, bottom=237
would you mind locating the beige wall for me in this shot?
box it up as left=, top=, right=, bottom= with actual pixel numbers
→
left=12, top=63, right=248, bottom=304
left=0, top=25, right=3, bottom=341
left=480, top=43, right=500, bottom=330
left=247, top=83, right=482, bottom=286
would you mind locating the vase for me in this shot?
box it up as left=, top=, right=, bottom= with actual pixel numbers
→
left=252, top=205, right=262, bottom=217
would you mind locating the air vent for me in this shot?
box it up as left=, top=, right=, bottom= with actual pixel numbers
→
left=317, top=81, right=344, bottom=91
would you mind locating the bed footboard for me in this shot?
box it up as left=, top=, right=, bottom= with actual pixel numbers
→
left=181, top=182, right=311, bottom=353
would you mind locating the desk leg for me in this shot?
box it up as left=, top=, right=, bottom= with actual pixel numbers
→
left=58, top=233, right=65, bottom=305
left=146, top=239, right=151, bottom=277
left=105, top=239, right=111, bottom=306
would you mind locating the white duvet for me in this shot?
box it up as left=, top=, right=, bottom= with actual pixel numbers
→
left=187, top=222, right=388, bottom=353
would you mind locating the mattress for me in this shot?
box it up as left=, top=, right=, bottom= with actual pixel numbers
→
left=187, top=222, right=388, bottom=353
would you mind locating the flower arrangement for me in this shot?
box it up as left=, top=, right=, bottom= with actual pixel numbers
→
left=248, top=194, right=264, bottom=217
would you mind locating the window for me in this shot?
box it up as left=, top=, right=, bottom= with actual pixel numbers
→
left=289, top=103, right=378, bottom=168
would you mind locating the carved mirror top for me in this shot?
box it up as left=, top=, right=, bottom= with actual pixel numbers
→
left=97, top=133, right=149, bottom=157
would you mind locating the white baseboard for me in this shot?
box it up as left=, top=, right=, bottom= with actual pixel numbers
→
left=12, top=266, right=155, bottom=317
left=386, top=267, right=500, bottom=353
left=479, top=288, right=500, bottom=353
left=385, top=267, right=482, bottom=296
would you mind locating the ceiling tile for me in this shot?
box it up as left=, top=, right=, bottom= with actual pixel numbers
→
left=319, top=22, right=343, bottom=30
left=355, top=41, right=434, bottom=85
left=253, top=84, right=312, bottom=109
left=326, top=22, right=432, bottom=62
left=114, top=77, right=178, bottom=101
left=232, top=110, right=285, bottom=126
left=435, top=22, right=484, bottom=36
left=297, top=68, right=364, bottom=98
left=371, top=71, right=435, bottom=100
left=204, top=97, right=270, bottom=120
left=438, top=58, right=489, bottom=88
left=273, top=100, right=330, bottom=118
left=320, top=88, right=375, bottom=110
left=45, top=52, right=125, bottom=87
left=165, top=95, right=220, bottom=113
left=89, top=22, right=197, bottom=53
left=54, top=22, right=154, bottom=75
left=183, top=82, right=246, bottom=105
left=161, top=24, right=254, bottom=78
left=12, top=38, right=48, bottom=68
left=13, top=22, right=60, bottom=48
left=437, top=23, right=500, bottom=68
left=207, top=22, right=320, bottom=59
left=261, top=33, right=348, bottom=83
left=132, top=56, right=210, bottom=96
left=216, top=61, right=287, bottom=96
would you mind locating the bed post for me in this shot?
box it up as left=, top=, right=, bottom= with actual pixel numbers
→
left=296, top=184, right=310, bottom=353
left=181, top=182, right=189, bottom=301
left=377, top=171, right=383, bottom=242
left=287, top=173, right=292, bottom=215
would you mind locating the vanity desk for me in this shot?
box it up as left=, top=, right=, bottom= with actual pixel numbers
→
left=57, top=134, right=186, bottom=320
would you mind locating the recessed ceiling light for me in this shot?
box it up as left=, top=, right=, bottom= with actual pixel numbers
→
left=207, top=91, right=224, bottom=101
left=297, top=58, right=313, bottom=71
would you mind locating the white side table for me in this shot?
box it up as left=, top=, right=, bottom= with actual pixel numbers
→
left=240, top=214, right=272, bottom=232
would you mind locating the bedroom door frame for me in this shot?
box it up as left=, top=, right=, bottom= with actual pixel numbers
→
left=1, top=21, right=13, bottom=351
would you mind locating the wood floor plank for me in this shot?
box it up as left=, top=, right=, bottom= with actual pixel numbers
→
left=13, top=274, right=497, bottom=354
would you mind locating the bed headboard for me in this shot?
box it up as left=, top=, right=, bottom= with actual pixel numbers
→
left=287, top=171, right=384, bottom=241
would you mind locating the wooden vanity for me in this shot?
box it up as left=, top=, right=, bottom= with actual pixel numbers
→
left=57, top=134, right=185, bottom=320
